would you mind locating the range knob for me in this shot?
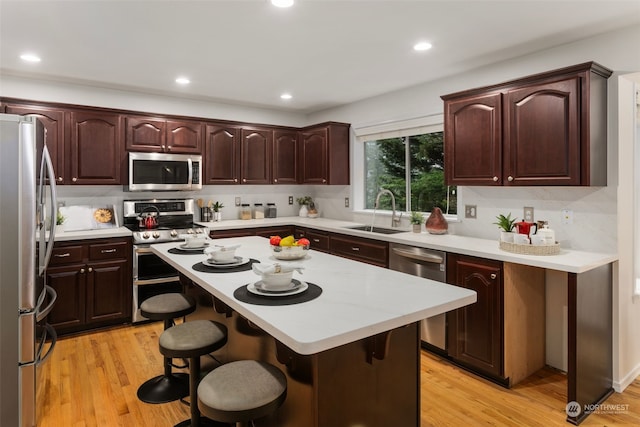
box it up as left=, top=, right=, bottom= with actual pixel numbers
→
left=187, top=229, right=195, bottom=234
left=170, top=230, right=178, bottom=237
left=195, top=228, right=203, bottom=234
left=142, top=232, right=150, bottom=239
left=152, top=231, right=160, bottom=239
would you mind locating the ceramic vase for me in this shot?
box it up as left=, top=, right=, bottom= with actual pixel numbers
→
left=299, top=204, right=309, bottom=217
left=213, top=212, right=222, bottom=222
left=425, top=207, right=448, bottom=235
left=412, top=224, right=422, bottom=233
left=500, top=230, right=515, bottom=243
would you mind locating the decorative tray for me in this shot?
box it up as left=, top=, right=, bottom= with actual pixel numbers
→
left=499, top=240, right=561, bottom=256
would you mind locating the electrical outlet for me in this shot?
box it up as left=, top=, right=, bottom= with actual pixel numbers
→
left=345, top=197, right=350, bottom=208
left=235, top=197, right=241, bottom=206
left=464, top=204, right=476, bottom=219
left=524, top=206, right=534, bottom=222
left=561, top=209, right=573, bottom=225
left=288, top=196, right=294, bottom=205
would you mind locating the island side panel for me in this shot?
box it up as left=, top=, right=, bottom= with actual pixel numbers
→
left=316, top=322, right=420, bottom=427
left=567, top=263, right=613, bottom=425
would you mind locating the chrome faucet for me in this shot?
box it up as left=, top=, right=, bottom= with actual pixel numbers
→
left=374, top=189, right=402, bottom=227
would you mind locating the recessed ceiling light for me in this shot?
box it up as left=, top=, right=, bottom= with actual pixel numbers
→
left=175, top=77, right=190, bottom=85
left=413, top=42, right=433, bottom=52
left=280, top=93, right=292, bottom=100
left=20, top=53, right=41, bottom=63
left=271, top=0, right=294, bottom=8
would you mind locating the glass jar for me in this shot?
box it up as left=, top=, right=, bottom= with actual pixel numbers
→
left=253, top=203, right=265, bottom=219
left=240, top=204, right=252, bottom=220
left=265, top=203, right=277, bottom=218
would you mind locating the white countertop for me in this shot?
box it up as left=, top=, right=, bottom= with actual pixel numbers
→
left=50, top=226, right=132, bottom=242
left=152, top=236, right=477, bottom=355
left=198, top=217, right=618, bottom=274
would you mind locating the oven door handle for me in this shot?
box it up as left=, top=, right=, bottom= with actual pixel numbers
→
left=134, top=246, right=155, bottom=254
left=135, top=276, right=181, bottom=286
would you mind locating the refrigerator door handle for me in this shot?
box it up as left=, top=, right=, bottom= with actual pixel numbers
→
left=39, top=146, right=57, bottom=275
left=36, top=323, right=57, bottom=366
left=36, top=285, right=57, bottom=322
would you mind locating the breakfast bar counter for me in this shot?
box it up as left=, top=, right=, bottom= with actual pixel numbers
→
left=152, top=236, right=476, bottom=427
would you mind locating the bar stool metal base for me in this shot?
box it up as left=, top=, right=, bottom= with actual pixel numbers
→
left=174, top=417, right=228, bottom=427
left=137, top=373, right=190, bottom=404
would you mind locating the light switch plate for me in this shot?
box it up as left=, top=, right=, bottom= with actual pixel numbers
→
left=345, top=197, right=350, bottom=208
left=288, top=196, right=294, bottom=205
left=562, top=209, right=573, bottom=224
left=235, top=197, right=241, bottom=206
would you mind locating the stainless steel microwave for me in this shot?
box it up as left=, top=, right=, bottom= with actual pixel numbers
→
left=127, top=152, right=202, bottom=191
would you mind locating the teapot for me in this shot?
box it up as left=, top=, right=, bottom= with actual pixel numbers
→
left=515, top=220, right=537, bottom=237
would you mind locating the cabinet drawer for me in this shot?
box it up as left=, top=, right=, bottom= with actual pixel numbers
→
left=254, top=226, right=295, bottom=238
left=89, top=241, right=128, bottom=261
left=296, top=228, right=329, bottom=252
left=329, top=234, right=388, bottom=267
left=50, top=245, right=84, bottom=266
left=210, top=229, right=254, bottom=239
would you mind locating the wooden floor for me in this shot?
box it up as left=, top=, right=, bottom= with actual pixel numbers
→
left=39, top=322, right=640, bottom=427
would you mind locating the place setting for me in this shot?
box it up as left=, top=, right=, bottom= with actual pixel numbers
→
left=234, top=262, right=322, bottom=306
left=168, top=233, right=211, bottom=255
left=192, top=244, right=258, bottom=273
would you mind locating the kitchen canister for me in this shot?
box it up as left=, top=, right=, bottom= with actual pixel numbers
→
left=265, top=203, right=277, bottom=218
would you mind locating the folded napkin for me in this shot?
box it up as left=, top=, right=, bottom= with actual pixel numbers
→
left=204, top=244, right=240, bottom=254
left=252, top=263, right=304, bottom=276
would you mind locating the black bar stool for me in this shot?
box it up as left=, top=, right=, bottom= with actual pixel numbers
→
left=137, top=293, right=197, bottom=404
left=159, top=319, right=228, bottom=427
left=197, top=360, right=287, bottom=427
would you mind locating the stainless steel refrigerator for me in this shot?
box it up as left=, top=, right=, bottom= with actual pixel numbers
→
left=0, top=114, right=58, bottom=427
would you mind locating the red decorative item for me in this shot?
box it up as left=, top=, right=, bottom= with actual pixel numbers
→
left=425, top=207, right=448, bottom=235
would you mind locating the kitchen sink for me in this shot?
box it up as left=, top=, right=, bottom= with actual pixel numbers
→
left=345, top=225, right=406, bottom=234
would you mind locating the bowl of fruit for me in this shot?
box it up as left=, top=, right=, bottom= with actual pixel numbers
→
left=269, top=235, right=310, bottom=260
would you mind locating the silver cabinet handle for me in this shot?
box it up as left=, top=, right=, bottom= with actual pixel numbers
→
left=242, top=178, right=247, bottom=183
left=101, top=249, right=117, bottom=253
left=57, top=177, right=63, bottom=182
left=493, top=176, right=498, bottom=182
left=351, top=247, right=360, bottom=251
left=507, top=176, right=514, bottom=182
left=80, top=268, right=85, bottom=273
left=54, top=253, right=71, bottom=258
left=167, top=145, right=171, bottom=151
left=490, top=273, right=497, bottom=279
left=391, top=247, right=443, bottom=264
left=274, top=178, right=278, bottom=183
left=234, top=178, right=238, bottom=183
left=88, top=267, right=93, bottom=272
left=313, top=238, right=320, bottom=243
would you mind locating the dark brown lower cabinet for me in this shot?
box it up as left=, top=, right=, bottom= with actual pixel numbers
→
left=294, top=227, right=330, bottom=252
left=447, top=254, right=504, bottom=379
left=46, top=237, right=132, bottom=335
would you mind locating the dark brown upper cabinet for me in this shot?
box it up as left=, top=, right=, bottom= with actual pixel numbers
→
left=4, top=103, right=66, bottom=184
left=240, top=127, right=272, bottom=184
left=299, top=122, right=350, bottom=185
left=68, top=110, right=124, bottom=185
left=204, top=123, right=241, bottom=184
left=442, top=62, right=612, bottom=186
left=125, top=116, right=202, bottom=154
left=272, top=129, right=299, bottom=184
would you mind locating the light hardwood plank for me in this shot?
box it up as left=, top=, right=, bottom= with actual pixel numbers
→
left=39, top=323, right=640, bottom=427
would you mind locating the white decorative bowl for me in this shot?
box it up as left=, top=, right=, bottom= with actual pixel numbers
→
left=204, top=246, right=238, bottom=262
left=270, top=244, right=309, bottom=260
left=179, top=234, right=208, bottom=248
left=260, top=270, right=294, bottom=290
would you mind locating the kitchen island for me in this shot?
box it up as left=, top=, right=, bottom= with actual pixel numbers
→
left=152, top=236, right=476, bottom=427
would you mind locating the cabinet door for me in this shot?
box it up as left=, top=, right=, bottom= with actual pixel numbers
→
left=447, top=254, right=503, bottom=378
left=46, top=264, right=86, bottom=332
left=272, top=129, right=298, bottom=184
left=125, top=116, right=166, bottom=152
left=69, top=110, right=123, bottom=184
left=503, top=78, right=580, bottom=185
left=295, top=227, right=330, bottom=252
left=204, top=123, right=240, bottom=184
left=241, top=127, right=272, bottom=184
left=166, top=119, right=203, bottom=153
left=300, top=127, right=328, bottom=184
left=444, top=93, right=502, bottom=186
left=5, top=104, right=66, bottom=184
left=85, top=259, right=130, bottom=324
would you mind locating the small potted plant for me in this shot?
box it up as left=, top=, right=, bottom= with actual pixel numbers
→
left=296, top=196, right=313, bottom=217
left=56, top=210, right=66, bottom=231
left=212, top=201, right=224, bottom=222
left=493, top=213, right=517, bottom=242
left=409, top=211, right=424, bottom=233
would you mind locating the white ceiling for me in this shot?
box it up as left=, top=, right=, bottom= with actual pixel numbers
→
left=1, top=0, right=639, bottom=114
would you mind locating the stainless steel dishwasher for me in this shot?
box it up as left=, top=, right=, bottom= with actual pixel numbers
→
left=388, top=243, right=447, bottom=351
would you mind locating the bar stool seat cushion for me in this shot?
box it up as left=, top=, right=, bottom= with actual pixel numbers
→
left=198, top=360, right=287, bottom=423
left=140, top=293, right=196, bottom=321
left=160, top=320, right=228, bottom=359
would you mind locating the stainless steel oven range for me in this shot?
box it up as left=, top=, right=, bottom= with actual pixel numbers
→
left=123, top=199, right=207, bottom=323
